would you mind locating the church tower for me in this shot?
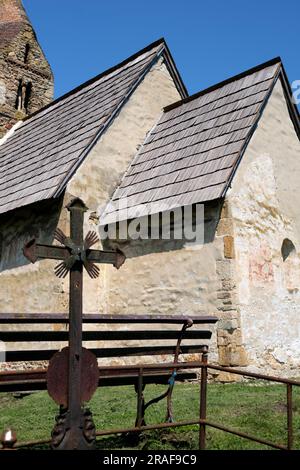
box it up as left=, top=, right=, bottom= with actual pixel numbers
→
left=0, top=0, right=53, bottom=137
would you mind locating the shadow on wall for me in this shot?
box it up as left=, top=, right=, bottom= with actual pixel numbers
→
left=0, top=195, right=226, bottom=269
left=102, top=199, right=224, bottom=259
left=0, top=196, right=64, bottom=271
left=281, top=238, right=300, bottom=293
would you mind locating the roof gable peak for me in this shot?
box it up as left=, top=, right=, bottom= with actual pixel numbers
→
left=21, top=38, right=187, bottom=124
left=164, top=57, right=282, bottom=113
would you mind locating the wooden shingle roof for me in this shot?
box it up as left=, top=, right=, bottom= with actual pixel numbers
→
left=101, top=57, right=300, bottom=224
left=0, top=39, right=186, bottom=215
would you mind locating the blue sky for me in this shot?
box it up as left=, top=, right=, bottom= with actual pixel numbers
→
left=23, top=0, right=300, bottom=104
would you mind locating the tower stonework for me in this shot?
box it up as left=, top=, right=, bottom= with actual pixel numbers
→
left=0, top=0, right=53, bottom=137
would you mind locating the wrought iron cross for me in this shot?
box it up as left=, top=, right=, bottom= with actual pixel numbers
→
left=23, top=198, right=125, bottom=450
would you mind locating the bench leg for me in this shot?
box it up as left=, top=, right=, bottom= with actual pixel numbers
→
left=135, top=369, right=146, bottom=427
left=143, top=378, right=175, bottom=423
left=166, top=383, right=175, bottom=423
left=133, top=317, right=192, bottom=426
left=142, top=388, right=169, bottom=421
left=164, top=319, right=193, bottom=423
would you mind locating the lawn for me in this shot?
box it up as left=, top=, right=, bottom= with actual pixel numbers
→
left=0, top=381, right=300, bottom=450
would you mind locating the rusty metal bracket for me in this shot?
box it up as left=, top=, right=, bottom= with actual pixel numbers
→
left=51, top=407, right=96, bottom=450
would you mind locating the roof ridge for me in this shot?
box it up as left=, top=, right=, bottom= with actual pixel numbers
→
left=18, top=38, right=166, bottom=124
left=164, top=56, right=282, bottom=113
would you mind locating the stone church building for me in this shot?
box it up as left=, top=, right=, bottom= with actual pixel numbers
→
left=0, top=0, right=299, bottom=376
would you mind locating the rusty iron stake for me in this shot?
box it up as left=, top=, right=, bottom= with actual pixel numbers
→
left=67, top=201, right=84, bottom=449
left=287, top=383, right=293, bottom=450
left=199, top=346, right=208, bottom=450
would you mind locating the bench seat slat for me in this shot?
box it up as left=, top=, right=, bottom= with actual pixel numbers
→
left=4, top=345, right=206, bottom=362
left=0, top=369, right=194, bottom=383
left=0, top=368, right=197, bottom=393
left=0, top=313, right=218, bottom=324
left=0, top=330, right=212, bottom=342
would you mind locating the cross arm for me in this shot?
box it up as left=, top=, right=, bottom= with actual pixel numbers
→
left=86, top=249, right=126, bottom=269
left=23, top=238, right=126, bottom=270
left=23, top=238, right=69, bottom=263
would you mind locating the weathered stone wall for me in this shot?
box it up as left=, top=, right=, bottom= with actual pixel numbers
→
left=0, top=0, right=53, bottom=136
left=105, top=200, right=249, bottom=372
left=214, top=201, right=248, bottom=372
left=105, top=201, right=227, bottom=364
left=228, top=78, right=300, bottom=376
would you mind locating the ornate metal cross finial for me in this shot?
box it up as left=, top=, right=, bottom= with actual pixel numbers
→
left=53, top=228, right=100, bottom=279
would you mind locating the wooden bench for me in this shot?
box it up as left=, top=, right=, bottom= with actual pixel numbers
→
left=0, top=313, right=217, bottom=424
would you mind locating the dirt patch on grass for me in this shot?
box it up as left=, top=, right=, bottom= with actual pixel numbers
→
left=274, top=402, right=298, bottom=413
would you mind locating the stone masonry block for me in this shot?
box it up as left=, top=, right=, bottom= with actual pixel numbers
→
left=218, top=345, right=249, bottom=367
left=223, top=235, right=235, bottom=259
left=218, top=319, right=239, bottom=331
left=217, top=218, right=234, bottom=236
left=220, top=200, right=231, bottom=219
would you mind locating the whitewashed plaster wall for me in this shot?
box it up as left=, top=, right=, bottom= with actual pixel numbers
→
left=229, top=78, right=300, bottom=375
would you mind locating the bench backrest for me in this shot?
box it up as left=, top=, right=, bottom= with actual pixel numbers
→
left=0, top=313, right=218, bottom=366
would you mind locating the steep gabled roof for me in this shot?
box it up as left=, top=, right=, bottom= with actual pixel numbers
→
left=101, top=58, right=300, bottom=224
left=0, top=38, right=187, bottom=215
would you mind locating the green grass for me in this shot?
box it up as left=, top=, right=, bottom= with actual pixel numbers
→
left=1, top=382, right=300, bottom=450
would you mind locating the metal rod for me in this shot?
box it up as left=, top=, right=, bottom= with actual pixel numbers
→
left=136, top=368, right=144, bottom=427
left=2, top=360, right=300, bottom=384
left=207, top=364, right=300, bottom=386
left=8, top=416, right=289, bottom=451
left=203, top=419, right=287, bottom=451
left=11, top=420, right=203, bottom=448
left=287, top=384, right=293, bottom=450
left=199, top=346, right=208, bottom=450
left=95, top=418, right=288, bottom=451
left=15, top=437, right=51, bottom=448
left=96, top=418, right=202, bottom=437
